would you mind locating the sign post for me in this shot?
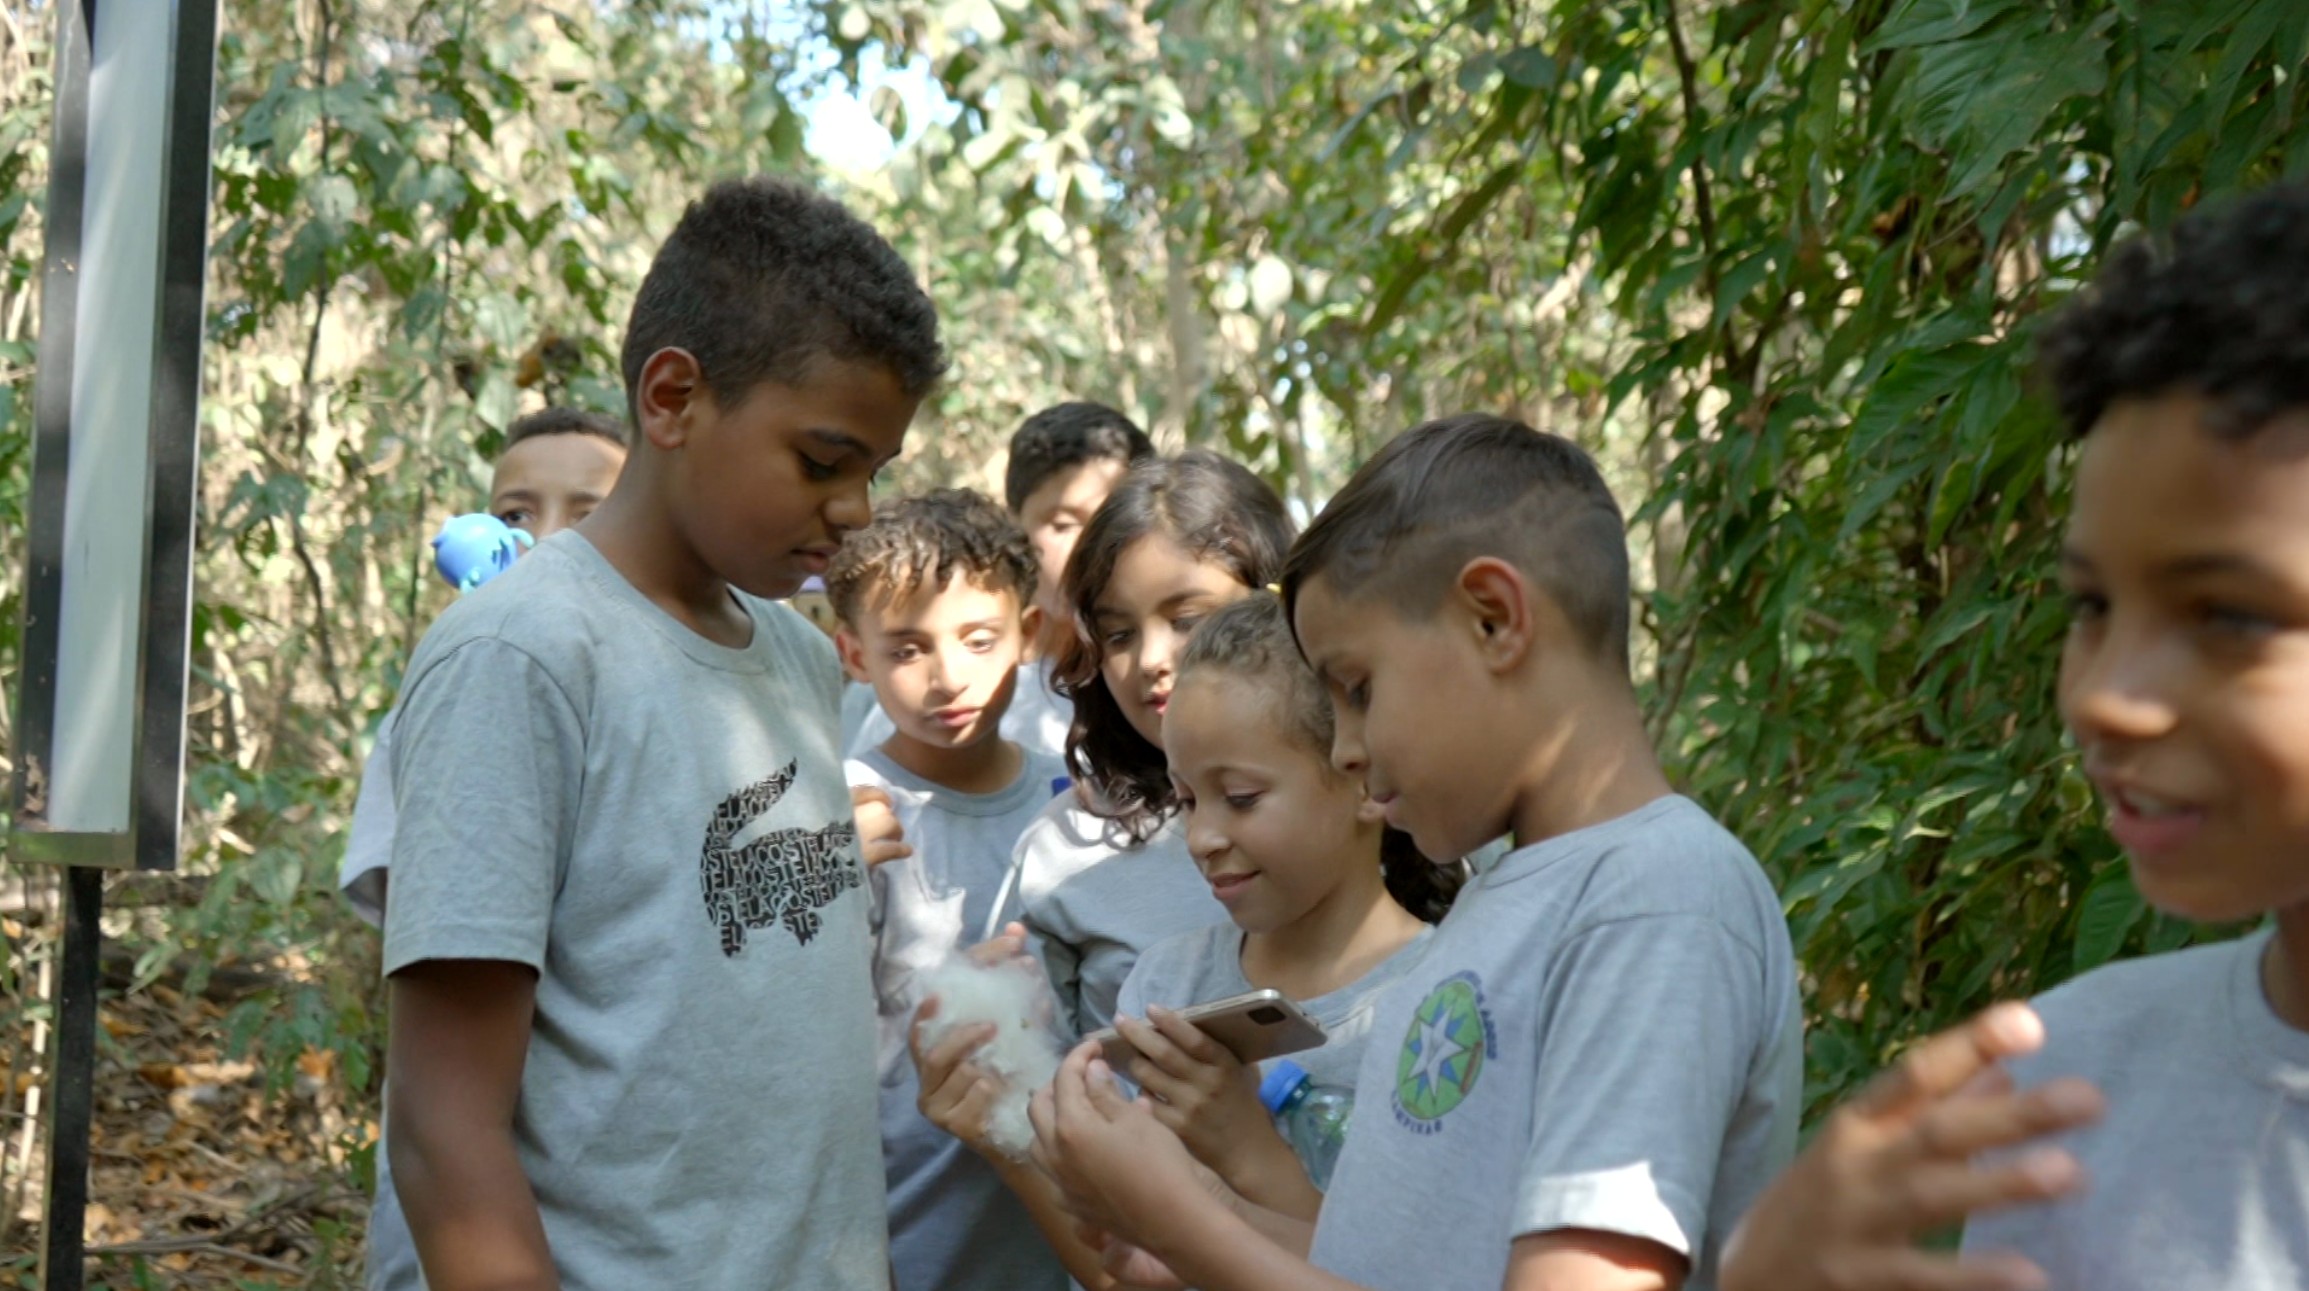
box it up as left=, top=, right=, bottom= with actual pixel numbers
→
left=12, top=3, right=219, bottom=1287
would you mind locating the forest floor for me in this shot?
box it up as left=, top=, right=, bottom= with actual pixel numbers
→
left=4, top=977, right=373, bottom=1290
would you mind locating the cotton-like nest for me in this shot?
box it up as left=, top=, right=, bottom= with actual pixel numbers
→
left=916, top=956, right=1065, bottom=1158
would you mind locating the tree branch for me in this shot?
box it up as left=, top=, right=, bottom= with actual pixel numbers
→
left=1660, top=0, right=1743, bottom=377
left=288, top=0, right=353, bottom=721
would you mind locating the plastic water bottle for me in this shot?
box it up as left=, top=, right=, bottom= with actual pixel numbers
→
left=1258, top=1059, right=1353, bottom=1189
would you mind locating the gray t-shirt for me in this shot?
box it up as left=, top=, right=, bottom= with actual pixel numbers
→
left=1961, top=929, right=2309, bottom=1289
left=375, top=531, right=886, bottom=1291
left=1116, top=922, right=1434, bottom=1160
left=1308, top=796, right=1802, bottom=1291
left=340, top=712, right=398, bottom=928
left=846, top=745, right=1069, bottom=1291
left=847, top=656, right=1073, bottom=765
left=342, top=717, right=424, bottom=1291
left=1015, top=794, right=1227, bottom=1038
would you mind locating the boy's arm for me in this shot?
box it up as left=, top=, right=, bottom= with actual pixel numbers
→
left=388, top=958, right=557, bottom=1291
left=1720, top=1004, right=2104, bottom=1291
left=1035, top=1049, right=1674, bottom=1291
left=383, top=636, right=585, bottom=1290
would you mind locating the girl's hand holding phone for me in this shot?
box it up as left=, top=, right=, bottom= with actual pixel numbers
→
left=1112, top=1006, right=1312, bottom=1209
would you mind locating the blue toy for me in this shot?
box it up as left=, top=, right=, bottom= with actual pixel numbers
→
left=431, top=512, right=534, bottom=592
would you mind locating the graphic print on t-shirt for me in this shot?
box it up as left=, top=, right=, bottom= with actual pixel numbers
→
left=1391, top=970, right=1497, bottom=1132
left=698, top=760, right=863, bottom=956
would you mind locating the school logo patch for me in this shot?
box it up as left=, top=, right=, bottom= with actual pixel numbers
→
left=1391, top=971, right=1495, bottom=1131
left=698, top=761, right=862, bottom=956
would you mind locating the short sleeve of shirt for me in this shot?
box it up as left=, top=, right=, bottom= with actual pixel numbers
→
left=338, top=712, right=399, bottom=928
left=381, top=638, right=585, bottom=975
left=1512, top=913, right=1772, bottom=1263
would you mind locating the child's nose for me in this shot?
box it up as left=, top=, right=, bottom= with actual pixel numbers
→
left=1330, top=717, right=1368, bottom=777
left=1185, top=814, right=1225, bottom=863
left=1137, top=629, right=1174, bottom=680
left=2060, top=635, right=2181, bottom=745
left=826, top=480, right=873, bottom=536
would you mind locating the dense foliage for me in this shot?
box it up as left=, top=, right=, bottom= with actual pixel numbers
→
left=1, top=0, right=2305, bottom=1275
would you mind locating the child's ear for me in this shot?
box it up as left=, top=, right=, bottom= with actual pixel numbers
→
left=634, top=347, right=706, bottom=450
left=835, top=628, right=872, bottom=684
left=1019, top=602, right=1045, bottom=648
left=1451, top=557, right=1535, bottom=673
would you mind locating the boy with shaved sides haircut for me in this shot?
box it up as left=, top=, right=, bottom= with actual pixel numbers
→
left=1031, top=415, right=1800, bottom=1291
left=382, top=178, right=942, bottom=1291
left=830, top=488, right=1069, bottom=1291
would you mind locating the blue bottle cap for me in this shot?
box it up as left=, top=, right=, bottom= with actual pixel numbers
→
left=1258, top=1059, right=1311, bottom=1115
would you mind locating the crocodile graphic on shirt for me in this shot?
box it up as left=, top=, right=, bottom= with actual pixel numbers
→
left=698, top=761, right=862, bottom=956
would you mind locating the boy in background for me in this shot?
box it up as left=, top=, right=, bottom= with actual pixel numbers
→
left=342, top=406, right=626, bottom=1290
left=1724, top=182, right=2309, bottom=1291
left=1033, top=416, right=1802, bottom=1291
left=845, top=400, right=1153, bottom=761
left=830, top=488, right=1070, bottom=1291
left=340, top=406, right=629, bottom=928
left=380, top=177, right=943, bottom=1291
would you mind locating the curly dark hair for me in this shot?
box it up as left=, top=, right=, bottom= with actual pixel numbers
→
left=2042, top=182, right=2309, bottom=439
left=825, top=488, right=1038, bottom=627
left=1056, top=451, right=1295, bottom=843
left=619, top=177, right=947, bottom=425
left=500, top=406, right=627, bottom=453
left=1002, top=401, right=1155, bottom=513
left=1178, top=595, right=1465, bottom=922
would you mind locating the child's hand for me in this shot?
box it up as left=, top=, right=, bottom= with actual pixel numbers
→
left=1722, top=1003, right=2105, bottom=1291
left=1114, top=1007, right=1303, bottom=1200
left=1073, top=1220, right=1190, bottom=1291
left=851, top=786, right=912, bottom=867
left=1029, top=1041, right=1212, bottom=1249
left=909, top=994, right=1004, bottom=1155
left=967, top=921, right=1033, bottom=968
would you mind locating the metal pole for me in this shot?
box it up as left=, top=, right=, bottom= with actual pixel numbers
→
left=38, top=868, right=101, bottom=1291
left=24, top=4, right=96, bottom=1283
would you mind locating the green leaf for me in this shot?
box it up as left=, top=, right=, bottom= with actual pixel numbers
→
left=1500, top=47, right=1558, bottom=89
left=1711, top=239, right=1785, bottom=328
left=1864, top=0, right=2018, bottom=53
left=1903, top=12, right=2111, bottom=197
left=2072, top=865, right=2144, bottom=973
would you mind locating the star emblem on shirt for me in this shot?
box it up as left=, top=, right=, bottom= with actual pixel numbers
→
left=1408, top=1011, right=1466, bottom=1098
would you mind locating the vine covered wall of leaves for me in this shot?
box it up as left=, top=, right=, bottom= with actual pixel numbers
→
left=0, top=0, right=2305, bottom=1273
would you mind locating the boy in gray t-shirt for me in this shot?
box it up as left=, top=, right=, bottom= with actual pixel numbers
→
left=826, top=489, right=1071, bottom=1291
left=380, top=178, right=943, bottom=1291
left=1030, top=418, right=1801, bottom=1291
left=1723, top=184, right=2309, bottom=1291
left=344, top=407, right=627, bottom=1291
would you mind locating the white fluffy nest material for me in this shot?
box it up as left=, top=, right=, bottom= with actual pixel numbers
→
left=916, top=956, right=1066, bottom=1158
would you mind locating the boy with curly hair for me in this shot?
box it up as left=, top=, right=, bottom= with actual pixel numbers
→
left=829, top=488, right=1069, bottom=1291
left=380, top=178, right=943, bottom=1291
left=1725, top=182, right=2309, bottom=1291
left=844, top=400, right=1153, bottom=761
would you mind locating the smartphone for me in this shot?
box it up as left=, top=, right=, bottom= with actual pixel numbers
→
left=1089, top=988, right=1328, bottom=1070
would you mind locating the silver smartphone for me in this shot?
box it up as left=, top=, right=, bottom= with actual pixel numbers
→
left=1088, top=988, right=1328, bottom=1070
